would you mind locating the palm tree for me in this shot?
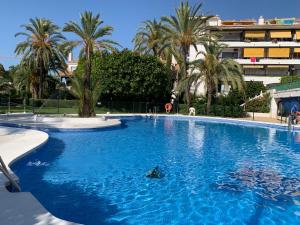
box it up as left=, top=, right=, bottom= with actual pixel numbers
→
left=162, top=1, right=212, bottom=105
left=15, top=18, right=67, bottom=99
left=70, top=73, right=102, bottom=116
left=133, top=19, right=168, bottom=57
left=185, top=41, right=244, bottom=114
left=63, top=11, right=119, bottom=117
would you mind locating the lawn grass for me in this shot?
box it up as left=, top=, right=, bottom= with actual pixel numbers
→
left=0, top=106, right=147, bottom=115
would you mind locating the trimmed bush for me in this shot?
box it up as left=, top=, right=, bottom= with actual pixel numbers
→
left=281, top=75, right=300, bottom=84
left=245, top=81, right=266, bottom=99
left=30, top=99, right=79, bottom=108
left=192, top=100, right=245, bottom=118
left=245, top=93, right=271, bottom=113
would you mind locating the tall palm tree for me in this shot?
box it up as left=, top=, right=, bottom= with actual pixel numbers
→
left=15, top=18, right=66, bottom=99
left=162, top=1, right=212, bottom=105
left=63, top=11, right=119, bottom=117
left=185, top=41, right=244, bottom=114
left=133, top=19, right=168, bottom=57
left=70, top=73, right=102, bottom=116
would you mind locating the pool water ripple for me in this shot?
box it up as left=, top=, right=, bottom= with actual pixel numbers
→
left=11, top=117, right=300, bottom=225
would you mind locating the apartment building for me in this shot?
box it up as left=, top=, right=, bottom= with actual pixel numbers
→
left=59, top=52, right=78, bottom=85
left=189, top=16, right=300, bottom=94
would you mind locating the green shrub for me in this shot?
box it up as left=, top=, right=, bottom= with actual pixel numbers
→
left=31, top=99, right=43, bottom=107
left=30, top=99, right=79, bottom=108
left=280, top=75, right=300, bottom=84
left=245, top=81, right=266, bottom=99
left=246, top=93, right=271, bottom=113
left=195, top=103, right=206, bottom=115
left=178, top=104, right=189, bottom=114
left=216, top=90, right=244, bottom=106
left=75, top=50, right=173, bottom=101
left=192, top=100, right=245, bottom=118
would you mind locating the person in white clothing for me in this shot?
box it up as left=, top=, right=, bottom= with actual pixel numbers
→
left=189, top=107, right=196, bottom=116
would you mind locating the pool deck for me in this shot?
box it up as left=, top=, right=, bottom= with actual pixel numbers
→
left=0, top=113, right=121, bottom=129
left=240, top=116, right=287, bottom=124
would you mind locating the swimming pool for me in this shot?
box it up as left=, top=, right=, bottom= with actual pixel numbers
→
left=11, top=116, right=300, bottom=225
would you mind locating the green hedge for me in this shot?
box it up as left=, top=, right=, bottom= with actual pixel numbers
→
left=245, top=93, right=271, bottom=113
left=182, top=102, right=245, bottom=118
left=280, top=75, right=300, bottom=84
left=245, top=81, right=266, bottom=99
left=30, top=99, right=79, bottom=108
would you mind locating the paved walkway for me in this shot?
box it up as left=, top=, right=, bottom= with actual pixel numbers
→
left=239, top=116, right=287, bottom=124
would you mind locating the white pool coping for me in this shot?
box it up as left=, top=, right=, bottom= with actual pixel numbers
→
left=0, top=126, right=81, bottom=225
left=0, top=114, right=121, bottom=129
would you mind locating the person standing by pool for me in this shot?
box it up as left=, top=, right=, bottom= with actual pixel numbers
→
left=170, top=90, right=177, bottom=113
left=291, top=104, right=298, bottom=124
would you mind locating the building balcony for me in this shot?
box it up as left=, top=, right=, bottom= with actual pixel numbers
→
left=243, top=75, right=281, bottom=85
left=235, top=58, right=300, bottom=65
left=220, top=41, right=300, bottom=48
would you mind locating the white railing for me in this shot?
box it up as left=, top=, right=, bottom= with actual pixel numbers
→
left=0, top=156, right=21, bottom=192
left=220, top=41, right=300, bottom=48
left=235, top=58, right=300, bottom=65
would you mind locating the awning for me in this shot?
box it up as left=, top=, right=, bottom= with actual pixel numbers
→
left=270, top=30, right=292, bottom=38
left=268, top=48, right=290, bottom=58
left=267, top=65, right=289, bottom=69
left=244, top=48, right=265, bottom=58
left=295, top=48, right=300, bottom=53
left=296, top=31, right=300, bottom=40
left=245, top=31, right=265, bottom=39
left=243, top=65, right=264, bottom=69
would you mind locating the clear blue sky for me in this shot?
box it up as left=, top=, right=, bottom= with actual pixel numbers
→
left=1, top=0, right=300, bottom=68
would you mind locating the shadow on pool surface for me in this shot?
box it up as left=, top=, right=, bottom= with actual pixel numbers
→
left=12, top=137, right=127, bottom=225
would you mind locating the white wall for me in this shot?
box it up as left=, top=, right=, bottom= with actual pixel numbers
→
left=67, top=63, right=78, bottom=73
left=244, top=76, right=281, bottom=85
left=273, top=88, right=300, bottom=98
left=189, top=44, right=205, bottom=62
left=270, top=89, right=278, bottom=118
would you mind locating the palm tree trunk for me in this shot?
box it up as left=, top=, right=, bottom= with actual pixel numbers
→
left=38, top=71, right=43, bottom=99
left=183, top=46, right=191, bottom=106
left=25, top=79, right=30, bottom=105
left=38, top=65, right=46, bottom=99
left=38, top=61, right=42, bottom=99
left=152, top=47, right=158, bottom=57
left=31, top=72, right=39, bottom=99
left=185, top=86, right=191, bottom=107
left=206, top=81, right=212, bottom=115
left=32, top=85, right=38, bottom=99
left=82, top=46, right=93, bottom=117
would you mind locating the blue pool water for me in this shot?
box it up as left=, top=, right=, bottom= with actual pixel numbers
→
left=11, top=116, right=300, bottom=225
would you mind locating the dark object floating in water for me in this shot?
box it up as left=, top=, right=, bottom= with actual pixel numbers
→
left=146, top=166, right=164, bottom=179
